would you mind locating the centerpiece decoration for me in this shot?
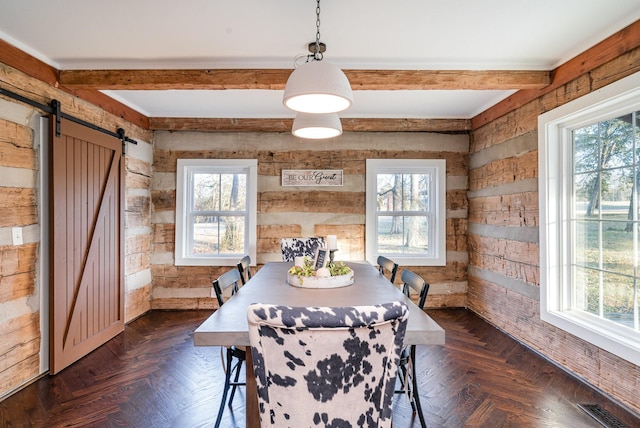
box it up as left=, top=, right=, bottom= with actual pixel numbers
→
left=287, top=257, right=354, bottom=289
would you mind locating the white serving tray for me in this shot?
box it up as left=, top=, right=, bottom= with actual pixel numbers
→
left=287, top=271, right=354, bottom=289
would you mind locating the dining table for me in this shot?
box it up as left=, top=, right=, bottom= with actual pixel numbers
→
left=194, top=260, right=445, bottom=427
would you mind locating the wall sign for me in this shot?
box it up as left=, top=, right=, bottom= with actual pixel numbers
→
left=282, top=169, right=343, bottom=187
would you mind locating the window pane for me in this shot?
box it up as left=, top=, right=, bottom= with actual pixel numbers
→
left=602, top=272, right=634, bottom=328
left=401, top=174, right=429, bottom=211
left=574, top=172, right=598, bottom=219
left=377, top=215, right=404, bottom=252
left=572, top=267, right=600, bottom=313
left=220, top=216, right=245, bottom=253
left=601, top=167, right=632, bottom=218
left=191, top=215, right=246, bottom=255
left=220, top=174, right=247, bottom=211
left=600, top=116, right=634, bottom=169
left=192, top=215, right=219, bottom=254
left=573, top=266, right=599, bottom=316
left=573, top=125, right=599, bottom=174
left=193, top=173, right=220, bottom=211
left=574, top=220, right=598, bottom=269
left=376, top=174, right=399, bottom=212
left=602, top=221, right=635, bottom=276
left=402, top=216, right=429, bottom=253
left=377, top=215, right=428, bottom=254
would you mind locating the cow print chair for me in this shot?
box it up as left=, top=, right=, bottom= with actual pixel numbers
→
left=247, top=301, right=409, bottom=428
left=280, top=237, right=325, bottom=262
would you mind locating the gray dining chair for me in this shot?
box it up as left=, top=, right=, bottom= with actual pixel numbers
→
left=236, top=255, right=252, bottom=286
left=396, top=268, right=430, bottom=428
left=280, top=237, right=325, bottom=262
left=247, top=301, right=409, bottom=428
left=377, top=255, right=399, bottom=283
left=211, top=269, right=245, bottom=428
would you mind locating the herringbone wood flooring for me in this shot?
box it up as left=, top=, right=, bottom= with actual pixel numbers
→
left=1, top=309, right=638, bottom=427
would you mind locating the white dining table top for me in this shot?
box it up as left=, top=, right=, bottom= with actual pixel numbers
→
left=194, top=261, right=445, bottom=347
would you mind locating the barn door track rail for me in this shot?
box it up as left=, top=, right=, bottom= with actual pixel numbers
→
left=0, top=86, right=137, bottom=153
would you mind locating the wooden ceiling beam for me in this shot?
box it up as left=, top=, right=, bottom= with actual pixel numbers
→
left=148, top=117, right=471, bottom=133
left=60, top=69, right=551, bottom=91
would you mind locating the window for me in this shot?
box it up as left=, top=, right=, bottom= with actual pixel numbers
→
left=175, top=159, right=257, bottom=266
left=539, top=71, right=640, bottom=365
left=366, top=159, right=446, bottom=266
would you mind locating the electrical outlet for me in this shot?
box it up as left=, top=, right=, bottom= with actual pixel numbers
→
left=12, top=227, right=23, bottom=245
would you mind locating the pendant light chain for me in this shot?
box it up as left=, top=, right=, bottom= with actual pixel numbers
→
left=314, top=0, right=323, bottom=60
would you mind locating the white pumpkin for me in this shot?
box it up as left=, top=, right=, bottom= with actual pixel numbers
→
left=315, top=267, right=331, bottom=278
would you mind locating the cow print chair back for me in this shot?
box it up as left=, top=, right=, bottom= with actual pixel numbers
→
left=280, top=237, right=325, bottom=262
left=247, top=301, right=408, bottom=428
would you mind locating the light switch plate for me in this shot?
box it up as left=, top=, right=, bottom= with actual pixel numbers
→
left=12, top=227, right=23, bottom=245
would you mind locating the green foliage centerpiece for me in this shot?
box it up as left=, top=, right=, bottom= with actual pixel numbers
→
left=287, top=257, right=354, bottom=288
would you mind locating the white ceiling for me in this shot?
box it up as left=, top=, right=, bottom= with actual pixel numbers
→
left=1, top=0, right=640, bottom=119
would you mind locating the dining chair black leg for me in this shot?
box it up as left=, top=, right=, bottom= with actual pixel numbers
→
left=410, top=345, right=427, bottom=428
left=214, top=348, right=234, bottom=428
left=227, top=358, right=243, bottom=407
left=396, top=356, right=417, bottom=411
left=402, top=357, right=416, bottom=413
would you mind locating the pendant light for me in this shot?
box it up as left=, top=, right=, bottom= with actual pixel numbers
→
left=292, top=112, right=342, bottom=139
left=283, top=0, right=353, bottom=115
left=284, top=60, right=353, bottom=114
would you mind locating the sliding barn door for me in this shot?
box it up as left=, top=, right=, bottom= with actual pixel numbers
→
left=50, top=118, right=124, bottom=374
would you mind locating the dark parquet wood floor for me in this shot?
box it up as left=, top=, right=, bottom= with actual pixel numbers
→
left=1, top=309, right=639, bottom=428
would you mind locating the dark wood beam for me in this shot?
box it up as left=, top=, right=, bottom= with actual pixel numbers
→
left=148, top=117, right=471, bottom=133
left=60, top=69, right=551, bottom=91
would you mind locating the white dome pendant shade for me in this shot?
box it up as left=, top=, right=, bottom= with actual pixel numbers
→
left=283, top=60, right=353, bottom=114
left=292, top=112, right=342, bottom=139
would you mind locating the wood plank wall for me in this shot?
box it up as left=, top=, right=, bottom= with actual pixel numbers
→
left=0, top=63, right=153, bottom=399
left=467, top=45, right=640, bottom=414
left=150, top=131, right=469, bottom=310
left=0, top=98, right=40, bottom=399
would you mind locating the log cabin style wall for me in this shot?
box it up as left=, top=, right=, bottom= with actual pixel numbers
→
left=467, top=42, right=640, bottom=413
left=150, top=131, right=469, bottom=310
left=0, top=62, right=153, bottom=399
left=0, top=98, right=40, bottom=399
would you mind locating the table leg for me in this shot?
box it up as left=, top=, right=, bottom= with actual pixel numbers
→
left=245, top=349, right=260, bottom=428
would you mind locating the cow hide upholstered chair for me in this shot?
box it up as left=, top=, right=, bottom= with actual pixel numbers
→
left=279, top=237, right=325, bottom=262
left=247, top=301, right=409, bottom=428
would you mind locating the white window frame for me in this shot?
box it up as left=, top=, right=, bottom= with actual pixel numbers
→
left=175, top=159, right=257, bottom=266
left=539, top=71, right=640, bottom=366
left=365, top=159, right=446, bottom=266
